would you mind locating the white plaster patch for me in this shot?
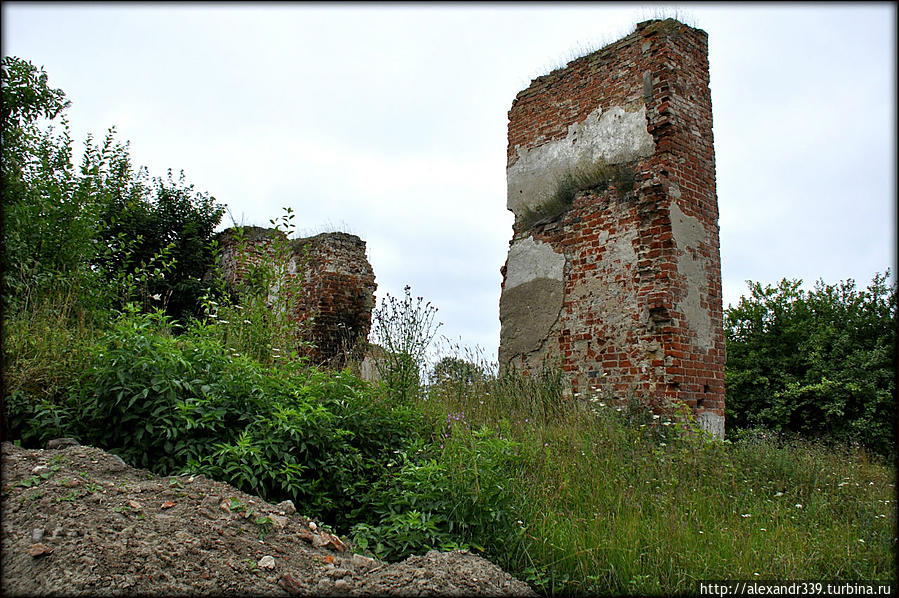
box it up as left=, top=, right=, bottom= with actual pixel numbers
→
left=507, top=105, right=655, bottom=218
left=669, top=200, right=705, bottom=248
left=504, top=237, right=565, bottom=290
left=670, top=201, right=712, bottom=350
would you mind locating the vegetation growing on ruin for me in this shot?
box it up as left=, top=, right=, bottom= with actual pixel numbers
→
left=519, top=159, right=637, bottom=230
left=202, top=209, right=313, bottom=367
left=641, top=17, right=687, bottom=37
left=532, top=15, right=693, bottom=83
left=3, top=56, right=896, bottom=596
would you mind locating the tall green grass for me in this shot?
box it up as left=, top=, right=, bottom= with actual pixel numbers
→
left=417, top=361, right=897, bottom=595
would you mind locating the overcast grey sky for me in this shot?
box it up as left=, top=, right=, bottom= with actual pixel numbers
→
left=3, top=3, right=895, bottom=358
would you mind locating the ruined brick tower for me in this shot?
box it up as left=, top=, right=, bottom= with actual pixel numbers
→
left=499, top=19, right=725, bottom=436
left=216, top=227, right=376, bottom=367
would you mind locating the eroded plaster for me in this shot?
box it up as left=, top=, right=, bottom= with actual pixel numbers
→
left=506, top=105, right=655, bottom=219
left=503, top=237, right=565, bottom=290
left=669, top=199, right=712, bottom=351
left=499, top=237, right=566, bottom=364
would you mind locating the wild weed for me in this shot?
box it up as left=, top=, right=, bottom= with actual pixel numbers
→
left=199, top=207, right=310, bottom=367
left=370, top=285, right=442, bottom=403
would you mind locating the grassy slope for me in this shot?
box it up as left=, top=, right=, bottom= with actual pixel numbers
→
left=419, top=374, right=897, bottom=595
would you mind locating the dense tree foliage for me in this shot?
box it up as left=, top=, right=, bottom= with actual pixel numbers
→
left=1, top=56, right=224, bottom=320
left=725, top=273, right=897, bottom=455
left=2, top=56, right=90, bottom=306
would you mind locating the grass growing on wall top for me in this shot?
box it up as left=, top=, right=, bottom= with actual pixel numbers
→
left=528, top=10, right=698, bottom=84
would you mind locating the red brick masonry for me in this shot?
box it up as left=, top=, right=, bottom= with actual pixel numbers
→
left=499, top=19, right=724, bottom=435
left=216, top=227, right=376, bottom=367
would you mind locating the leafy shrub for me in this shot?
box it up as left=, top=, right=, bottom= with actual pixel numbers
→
left=188, top=367, right=426, bottom=528
left=2, top=391, right=75, bottom=448
left=725, top=272, right=896, bottom=455
left=1, top=57, right=100, bottom=312
left=10, top=306, right=424, bottom=528
left=89, top=161, right=224, bottom=321
left=2, top=56, right=222, bottom=325
left=350, top=422, right=523, bottom=562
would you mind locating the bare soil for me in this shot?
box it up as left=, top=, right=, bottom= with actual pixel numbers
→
left=0, top=440, right=536, bottom=596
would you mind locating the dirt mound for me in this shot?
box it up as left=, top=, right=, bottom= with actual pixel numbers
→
left=1, top=440, right=535, bottom=596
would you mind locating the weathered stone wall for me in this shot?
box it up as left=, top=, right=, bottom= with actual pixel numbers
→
left=216, top=227, right=376, bottom=367
left=290, top=232, right=377, bottom=365
left=499, top=19, right=725, bottom=436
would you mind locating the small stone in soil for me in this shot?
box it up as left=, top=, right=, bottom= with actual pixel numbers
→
left=28, top=543, right=53, bottom=557
left=258, top=555, right=275, bottom=569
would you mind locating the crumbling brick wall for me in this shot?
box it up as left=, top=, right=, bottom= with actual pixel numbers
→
left=291, top=232, right=377, bottom=366
left=216, top=227, right=376, bottom=367
left=498, top=19, right=725, bottom=436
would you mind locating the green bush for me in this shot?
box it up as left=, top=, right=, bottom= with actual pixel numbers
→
left=350, top=422, right=524, bottom=562
left=188, top=366, right=427, bottom=528
left=9, top=306, right=425, bottom=527
left=89, top=160, right=224, bottom=321
left=725, top=272, right=896, bottom=455
left=1, top=56, right=223, bottom=324
left=1, top=57, right=100, bottom=312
